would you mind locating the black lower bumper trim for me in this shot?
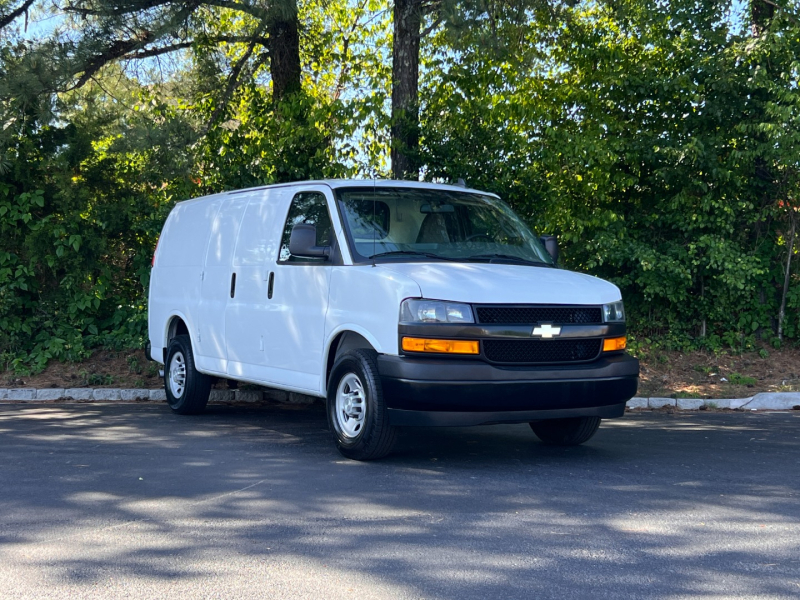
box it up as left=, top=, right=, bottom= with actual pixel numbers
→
left=388, top=403, right=627, bottom=427
left=377, top=353, right=639, bottom=413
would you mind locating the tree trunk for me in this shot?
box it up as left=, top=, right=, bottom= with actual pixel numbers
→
left=268, top=0, right=301, bottom=102
left=391, top=0, right=421, bottom=180
left=778, top=218, right=796, bottom=341
left=751, top=0, right=774, bottom=37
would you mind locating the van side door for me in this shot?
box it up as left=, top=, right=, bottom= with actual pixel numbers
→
left=225, top=188, right=285, bottom=383
left=195, top=194, right=249, bottom=374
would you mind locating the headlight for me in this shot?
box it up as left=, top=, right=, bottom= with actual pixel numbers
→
left=603, top=301, right=625, bottom=323
left=400, top=299, right=475, bottom=324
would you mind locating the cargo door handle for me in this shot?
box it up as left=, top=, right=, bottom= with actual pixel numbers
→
left=230, top=272, right=236, bottom=298
left=267, top=272, right=275, bottom=299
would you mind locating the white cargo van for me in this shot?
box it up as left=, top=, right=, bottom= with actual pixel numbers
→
left=148, top=180, right=638, bottom=460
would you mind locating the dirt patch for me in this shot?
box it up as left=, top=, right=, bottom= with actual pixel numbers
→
left=4, top=344, right=800, bottom=398
left=3, top=349, right=162, bottom=389
left=637, top=345, right=800, bottom=399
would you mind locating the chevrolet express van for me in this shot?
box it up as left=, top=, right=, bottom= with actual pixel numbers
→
left=148, top=180, right=639, bottom=460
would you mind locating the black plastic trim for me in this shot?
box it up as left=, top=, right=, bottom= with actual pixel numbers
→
left=398, top=322, right=626, bottom=340
left=377, top=353, right=639, bottom=414
left=380, top=352, right=638, bottom=381
left=473, top=303, right=604, bottom=324
left=388, top=403, right=627, bottom=427
left=397, top=322, right=627, bottom=366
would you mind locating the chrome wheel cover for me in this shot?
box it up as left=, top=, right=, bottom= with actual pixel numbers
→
left=335, top=373, right=366, bottom=439
left=168, top=351, right=187, bottom=398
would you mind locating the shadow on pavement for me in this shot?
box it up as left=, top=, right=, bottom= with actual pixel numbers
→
left=0, top=403, right=798, bottom=598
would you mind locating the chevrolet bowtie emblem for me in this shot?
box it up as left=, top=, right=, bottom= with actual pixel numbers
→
left=532, top=323, right=561, bottom=338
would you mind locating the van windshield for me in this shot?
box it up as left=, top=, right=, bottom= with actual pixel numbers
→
left=335, top=187, right=553, bottom=266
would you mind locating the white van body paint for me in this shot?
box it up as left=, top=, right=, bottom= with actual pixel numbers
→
left=149, top=194, right=226, bottom=363
left=321, top=264, right=423, bottom=393
left=377, top=262, right=621, bottom=305
left=149, top=180, right=627, bottom=401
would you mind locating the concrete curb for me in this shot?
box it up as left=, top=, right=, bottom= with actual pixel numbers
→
left=625, top=392, right=800, bottom=411
left=0, top=388, right=799, bottom=410
left=0, top=387, right=317, bottom=405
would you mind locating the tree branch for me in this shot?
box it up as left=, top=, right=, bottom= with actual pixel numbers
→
left=0, top=0, right=36, bottom=31
left=74, top=34, right=156, bottom=89
left=196, top=0, right=269, bottom=21
left=65, top=0, right=268, bottom=21
left=760, top=0, right=800, bottom=24
left=419, top=15, right=443, bottom=38
left=126, top=35, right=269, bottom=59
left=64, top=0, right=174, bottom=18
left=202, top=35, right=266, bottom=134
left=69, top=2, right=202, bottom=89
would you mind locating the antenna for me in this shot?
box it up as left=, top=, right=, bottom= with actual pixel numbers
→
left=456, top=178, right=466, bottom=188
left=371, top=177, right=377, bottom=267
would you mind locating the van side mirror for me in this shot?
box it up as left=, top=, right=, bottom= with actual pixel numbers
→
left=539, top=235, right=559, bottom=263
left=289, top=223, right=331, bottom=259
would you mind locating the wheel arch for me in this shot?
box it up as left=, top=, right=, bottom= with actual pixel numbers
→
left=324, top=329, right=379, bottom=396
left=163, top=313, right=192, bottom=363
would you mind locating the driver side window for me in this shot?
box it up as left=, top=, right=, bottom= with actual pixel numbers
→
left=278, top=192, right=333, bottom=263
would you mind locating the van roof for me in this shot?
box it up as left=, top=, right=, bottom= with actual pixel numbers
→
left=174, top=179, right=498, bottom=208
left=228, top=179, right=491, bottom=195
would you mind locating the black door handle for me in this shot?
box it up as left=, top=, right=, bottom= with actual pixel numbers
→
left=230, top=272, right=236, bottom=298
left=267, top=271, right=275, bottom=299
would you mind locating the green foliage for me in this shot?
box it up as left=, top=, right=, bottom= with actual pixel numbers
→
left=420, top=0, right=800, bottom=345
left=2, top=0, right=800, bottom=373
left=727, top=372, right=758, bottom=386
left=0, top=0, right=385, bottom=373
left=0, top=94, right=171, bottom=373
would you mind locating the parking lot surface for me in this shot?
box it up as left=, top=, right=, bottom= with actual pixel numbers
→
left=0, top=403, right=798, bottom=599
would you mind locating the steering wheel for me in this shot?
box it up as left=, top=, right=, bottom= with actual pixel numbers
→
left=465, top=233, right=493, bottom=242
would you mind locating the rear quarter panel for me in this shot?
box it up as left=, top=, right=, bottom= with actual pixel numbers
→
left=148, top=195, right=225, bottom=362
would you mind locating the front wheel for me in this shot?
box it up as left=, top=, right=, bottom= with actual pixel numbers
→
left=165, top=334, right=211, bottom=415
left=529, top=417, right=601, bottom=446
left=327, top=349, right=397, bottom=461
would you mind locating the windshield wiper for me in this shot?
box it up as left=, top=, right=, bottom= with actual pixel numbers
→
left=465, top=253, right=553, bottom=267
left=369, top=250, right=458, bottom=261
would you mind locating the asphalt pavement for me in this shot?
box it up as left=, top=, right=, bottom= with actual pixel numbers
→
left=0, top=402, right=798, bottom=599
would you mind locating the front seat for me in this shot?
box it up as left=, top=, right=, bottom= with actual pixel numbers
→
left=416, top=213, right=453, bottom=244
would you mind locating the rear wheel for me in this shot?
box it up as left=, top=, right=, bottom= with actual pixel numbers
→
left=165, top=334, right=211, bottom=415
left=529, top=417, right=601, bottom=446
left=327, top=349, right=397, bottom=461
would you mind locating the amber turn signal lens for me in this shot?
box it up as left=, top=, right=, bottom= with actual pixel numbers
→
left=603, top=336, right=627, bottom=352
left=402, top=337, right=479, bottom=355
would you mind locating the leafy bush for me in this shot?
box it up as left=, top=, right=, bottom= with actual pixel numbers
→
left=420, top=0, right=800, bottom=346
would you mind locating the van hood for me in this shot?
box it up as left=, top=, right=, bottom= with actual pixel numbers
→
left=377, top=262, right=621, bottom=305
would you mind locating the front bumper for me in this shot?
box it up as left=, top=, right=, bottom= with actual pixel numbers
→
left=378, top=353, right=639, bottom=427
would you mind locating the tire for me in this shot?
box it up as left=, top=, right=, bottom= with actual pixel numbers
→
left=164, top=334, right=212, bottom=415
left=529, top=417, right=601, bottom=446
left=327, top=349, right=398, bottom=461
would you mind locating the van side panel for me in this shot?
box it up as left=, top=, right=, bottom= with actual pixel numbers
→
left=156, top=197, right=223, bottom=267
left=148, top=195, right=224, bottom=362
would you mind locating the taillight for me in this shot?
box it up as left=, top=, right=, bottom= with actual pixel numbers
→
left=152, top=237, right=160, bottom=267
